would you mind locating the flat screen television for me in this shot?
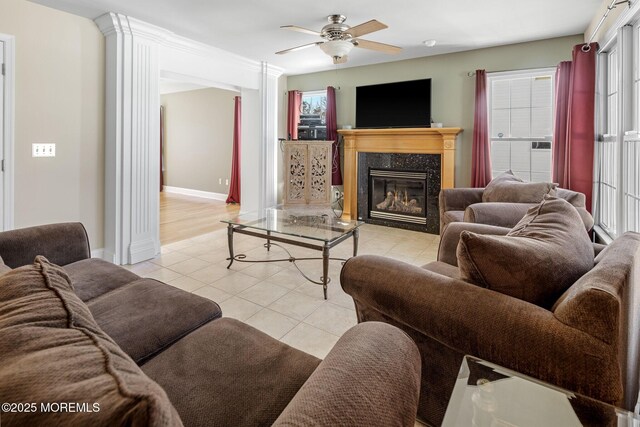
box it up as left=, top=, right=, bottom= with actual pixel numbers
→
left=355, top=79, right=432, bottom=128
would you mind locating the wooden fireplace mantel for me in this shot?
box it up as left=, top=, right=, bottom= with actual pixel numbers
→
left=338, top=127, right=463, bottom=220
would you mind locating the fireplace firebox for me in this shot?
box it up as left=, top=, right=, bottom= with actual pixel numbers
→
left=369, top=169, right=427, bottom=225
left=357, top=152, right=440, bottom=234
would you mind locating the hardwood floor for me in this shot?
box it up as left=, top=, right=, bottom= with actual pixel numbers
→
left=160, top=191, right=240, bottom=244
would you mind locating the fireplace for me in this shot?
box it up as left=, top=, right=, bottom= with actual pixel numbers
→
left=369, top=169, right=427, bottom=225
left=358, top=153, right=440, bottom=234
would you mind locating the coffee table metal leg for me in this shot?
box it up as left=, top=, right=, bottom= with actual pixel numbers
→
left=353, top=228, right=359, bottom=257
left=226, top=224, right=234, bottom=269
left=322, top=244, right=329, bottom=300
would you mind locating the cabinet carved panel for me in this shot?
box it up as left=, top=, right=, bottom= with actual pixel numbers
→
left=287, top=145, right=307, bottom=203
left=284, top=141, right=332, bottom=206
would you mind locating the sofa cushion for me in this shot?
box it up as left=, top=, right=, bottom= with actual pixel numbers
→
left=65, top=258, right=140, bottom=301
left=456, top=197, right=594, bottom=307
left=482, top=170, right=556, bottom=203
left=464, top=202, right=535, bottom=228
left=0, top=256, right=182, bottom=426
left=142, top=318, right=321, bottom=427
left=89, top=278, right=221, bottom=364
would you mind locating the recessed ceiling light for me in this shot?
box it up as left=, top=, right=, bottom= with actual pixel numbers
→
left=422, top=40, right=437, bottom=47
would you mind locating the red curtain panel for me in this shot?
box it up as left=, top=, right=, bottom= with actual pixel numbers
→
left=565, top=43, right=598, bottom=212
left=552, top=61, right=573, bottom=188
left=326, top=86, right=343, bottom=185
left=287, top=90, right=302, bottom=140
left=471, top=69, right=492, bottom=187
left=226, top=96, right=241, bottom=204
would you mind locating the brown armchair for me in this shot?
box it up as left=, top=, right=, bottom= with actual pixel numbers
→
left=341, top=222, right=640, bottom=426
left=439, top=187, right=594, bottom=233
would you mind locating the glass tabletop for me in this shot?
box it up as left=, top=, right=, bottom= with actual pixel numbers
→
left=221, top=206, right=363, bottom=243
left=442, top=356, right=639, bottom=427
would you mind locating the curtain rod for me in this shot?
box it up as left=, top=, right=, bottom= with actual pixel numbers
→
left=585, top=0, right=631, bottom=49
left=467, top=66, right=556, bottom=77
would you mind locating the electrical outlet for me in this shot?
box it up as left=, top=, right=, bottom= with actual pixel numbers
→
left=218, top=178, right=222, bottom=185
left=32, top=143, right=56, bottom=158
left=225, top=179, right=229, bottom=185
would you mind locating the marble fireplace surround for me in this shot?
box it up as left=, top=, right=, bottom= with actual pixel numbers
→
left=338, top=128, right=463, bottom=223
left=359, top=153, right=441, bottom=233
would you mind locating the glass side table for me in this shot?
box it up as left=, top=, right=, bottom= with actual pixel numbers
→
left=442, top=356, right=640, bottom=427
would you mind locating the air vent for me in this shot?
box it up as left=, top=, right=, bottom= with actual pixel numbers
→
left=531, top=141, right=551, bottom=150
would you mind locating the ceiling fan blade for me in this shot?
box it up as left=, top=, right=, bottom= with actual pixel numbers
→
left=276, top=42, right=322, bottom=55
left=333, top=55, right=348, bottom=64
left=347, top=20, right=388, bottom=38
left=354, top=38, right=402, bottom=54
left=280, top=25, right=322, bottom=37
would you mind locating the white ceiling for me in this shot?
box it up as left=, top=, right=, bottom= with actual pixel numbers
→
left=31, top=0, right=602, bottom=75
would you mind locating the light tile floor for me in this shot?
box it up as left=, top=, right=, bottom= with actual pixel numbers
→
left=124, top=223, right=440, bottom=360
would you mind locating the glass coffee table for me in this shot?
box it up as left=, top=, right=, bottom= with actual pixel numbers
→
left=222, top=207, right=363, bottom=299
left=443, top=356, right=640, bottom=426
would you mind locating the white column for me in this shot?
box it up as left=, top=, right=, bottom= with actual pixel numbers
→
left=261, top=62, right=282, bottom=210
left=97, top=13, right=283, bottom=262
left=96, top=13, right=165, bottom=264
left=240, top=88, right=261, bottom=214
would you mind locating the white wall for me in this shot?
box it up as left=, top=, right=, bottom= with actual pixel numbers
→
left=0, top=0, right=104, bottom=247
left=161, top=87, right=237, bottom=194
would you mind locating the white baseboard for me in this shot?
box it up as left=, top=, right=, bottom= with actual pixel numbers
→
left=91, top=248, right=105, bottom=259
left=128, top=238, right=157, bottom=265
left=163, top=185, right=228, bottom=202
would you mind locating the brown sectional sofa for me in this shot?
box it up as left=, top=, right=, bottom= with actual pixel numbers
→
left=342, top=221, right=640, bottom=426
left=0, top=223, right=421, bottom=426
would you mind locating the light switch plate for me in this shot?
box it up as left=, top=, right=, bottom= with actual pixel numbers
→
left=32, top=143, right=56, bottom=157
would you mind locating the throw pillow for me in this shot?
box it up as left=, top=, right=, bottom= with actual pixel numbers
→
left=0, top=256, right=183, bottom=426
left=456, top=197, right=594, bottom=307
left=483, top=170, right=557, bottom=203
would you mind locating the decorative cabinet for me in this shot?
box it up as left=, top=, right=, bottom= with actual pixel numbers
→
left=283, top=141, right=332, bottom=206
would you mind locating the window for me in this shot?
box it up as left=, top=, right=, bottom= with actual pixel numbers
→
left=597, top=44, right=619, bottom=236
left=626, top=24, right=640, bottom=233
left=300, top=90, right=327, bottom=124
left=487, top=69, right=555, bottom=182
left=594, top=22, right=640, bottom=241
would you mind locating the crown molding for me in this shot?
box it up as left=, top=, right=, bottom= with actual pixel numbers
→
left=263, top=62, right=285, bottom=78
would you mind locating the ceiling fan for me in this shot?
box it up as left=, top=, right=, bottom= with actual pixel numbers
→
left=276, top=14, right=402, bottom=64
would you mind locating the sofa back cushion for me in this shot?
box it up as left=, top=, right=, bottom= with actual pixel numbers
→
left=483, top=170, right=557, bottom=203
left=0, top=222, right=90, bottom=268
left=0, top=256, right=182, bottom=426
left=456, top=197, right=594, bottom=308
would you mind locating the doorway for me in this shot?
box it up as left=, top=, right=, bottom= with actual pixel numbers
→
left=159, top=79, right=241, bottom=244
left=0, top=34, right=15, bottom=232
left=0, top=40, right=5, bottom=229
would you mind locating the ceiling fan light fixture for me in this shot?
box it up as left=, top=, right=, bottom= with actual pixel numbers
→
left=319, top=40, right=354, bottom=61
